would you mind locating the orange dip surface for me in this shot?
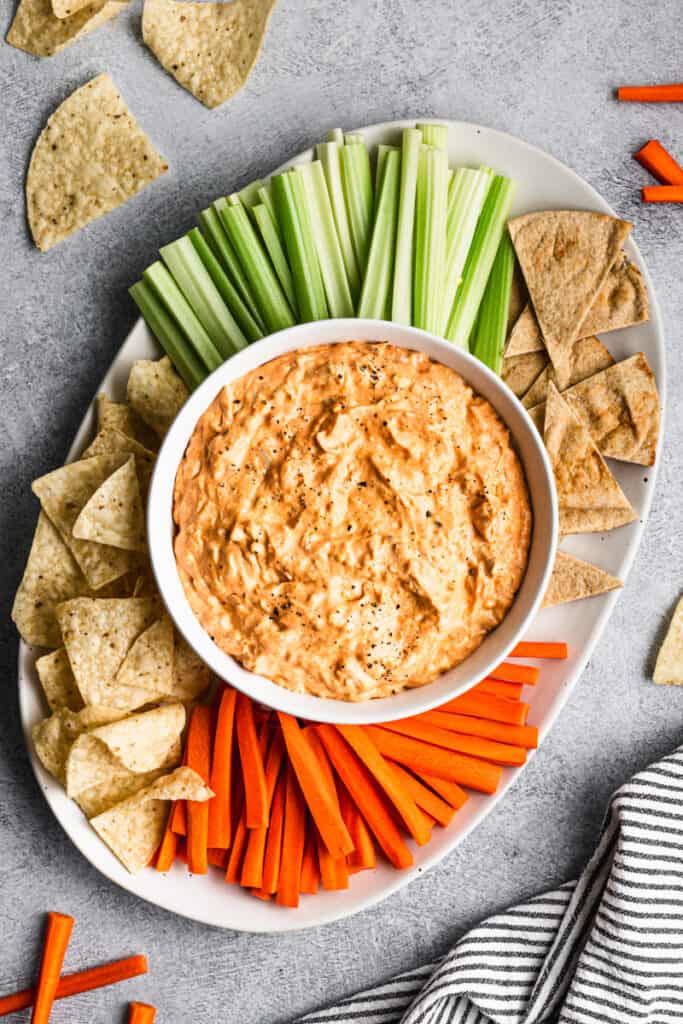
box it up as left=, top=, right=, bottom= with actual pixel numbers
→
left=173, top=342, right=532, bottom=700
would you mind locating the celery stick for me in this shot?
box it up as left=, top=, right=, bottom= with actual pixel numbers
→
left=445, top=175, right=516, bottom=349
left=327, top=128, right=344, bottom=145
left=357, top=148, right=400, bottom=319
left=257, top=183, right=277, bottom=222
left=375, top=144, right=398, bottom=197
left=142, top=262, right=222, bottom=373
left=413, top=145, right=448, bottom=334
left=130, top=280, right=207, bottom=390
left=471, top=232, right=515, bottom=375
left=161, top=236, right=247, bottom=358
left=391, top=127, right=422, bottom=324
left=440, top=167, right=493, bottom=334
left=272, top=171, right=328, bottom=322
left=344, top=133, right=365, bottom=145
left=340, top=140, right=373, bottom=275
left=316, top=141, right=360, bottom=302
left=200, top=204, right=264, bottom=329
left=417, top=122, right=449, bottom=150
left=238, top=180, right=264, bottom=210
left=188, top=228, right=263, bottom=344
left=218, top=203, right=296, bottom=333
left=295, top=161, right=354, bottom=317
left=251, top=203, right=298, bottom=315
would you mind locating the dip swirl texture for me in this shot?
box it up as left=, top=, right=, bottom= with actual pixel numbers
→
left=174, top=342, right=531, bottom=700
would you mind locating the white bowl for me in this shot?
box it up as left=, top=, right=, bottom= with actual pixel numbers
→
left=147, top=319, right=558, bottom=724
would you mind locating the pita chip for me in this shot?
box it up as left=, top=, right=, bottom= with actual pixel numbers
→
left=653, top=597, right=683, bottom=687
left=7, top=0, right=125, bottom=58
left=580, top=252, right=649, bottom=337
left=508, top=211, right=631, bottom=386
left=502, top=350, right=548, bottom=398
left=543, top=551, right=623, bottom=607
left=521, top=336, right=614, bottom=409
left=505, top=304, right=545, bottom=357
left=544, top=382, right=637, bottom=534
left=507, top=261, right=528, bottom=335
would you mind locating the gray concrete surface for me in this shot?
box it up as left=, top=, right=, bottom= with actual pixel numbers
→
left=1, top=1, right=682, bottom=1021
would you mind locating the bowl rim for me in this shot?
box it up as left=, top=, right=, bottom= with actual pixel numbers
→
left=147, top=318, right=559, bottom=724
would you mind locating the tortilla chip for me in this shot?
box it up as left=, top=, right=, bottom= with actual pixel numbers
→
left=172, top=633, right=211, bottom=700
left=502, top=351, right=549, bottom=399
left=507, top=261, right=528, bottom=336
left=580, top=253, right=649, bottom=337
left=96, top=394, right=135, bottom=438
left=90, top=766, right=212, bottom=874
left=33, top=705, right=126, bottom=783
left=52, top=0, right=101, bottom=15
left=12, top=512, right=91, bottom=647
left=543, top=551, right=623, bottom=607
left=521, top=336, right=614, bottom=409
left=32, top=454, right=138, bottom=589
left=56, top=597, right=159, bottom=707
left=505, top=304, right=545, bottom=357
left=142, top=0, right=275, bottom=109
left=7, top=0, right=125, bottom=58
left=544, top=382, right=637, bottom=534
left=508, top=211, right=631, bottom=386
left=36, top=647, right=84, bottom=712
left=115, top=616, right=174, bottom=697
left=127, top=357, right=189, bottom=439
left=653, top=597, right=683, bottom=686
left=26, top=74, right=168, bottom=252
left=82, top=427, right=156, bottom=496
left=72, top=456, right=146, bottom=553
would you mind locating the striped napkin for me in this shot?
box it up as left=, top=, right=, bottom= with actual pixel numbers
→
left=298, top=745, right=683, bottom=1024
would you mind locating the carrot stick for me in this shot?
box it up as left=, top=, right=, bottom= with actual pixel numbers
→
left=241, top=733, right=285, bottom=888
left=277, top=713, right=354, bottom=858
left=634, top=140, right=683, bottom=185
left=128, top=1003, right=156, bottom=1024
left=618, top=83, right=683, bottom=102
left=276, top=765, right=307, bottom=908
left=300, top=825, right=321, bottom=894
left=175, top=838, right=188, bottom=864
left=225, top=807, right=248, bottom=883
left=235, top=693, right=269, bottom=828
left=366, top=726, right=502, bottom=793
left=642, top=185, right=683, bottom=203
left=317, top=724, right=413, bottom=870
left=207, top=686, right=236, bottom=849
left=386, top=762, right=456, bottom=827
left=250, top=889, right=273, bottom=901
left=489, top=661, right=539, bottom=685
left=0, top=955, right=147, bottom=1017
left=338, top=784, right=376, bottom=872
left=377, top=718, right=526, bottom=767
left=154, top=807, right=178, bottom=872
left=207, top=848, right=228, bottom=869
left=170, top=798, right=187, bottom=836
left=185, top=705, right=212, bottom=875
left=475, top=679, right=523, bottom=700
left=301, top=728, right=350, bottom=890
left=31, top=912, right=74, bottom=1024
left=509, top=641, right=568, bottom=659
left=412, top=770, right=469, bottom=810
left=336, top=725, right=432, bottom=845
left=422, top=709, right=538, bottom=749
left=440, top=691, right=529, bottom=725
left=261, top=770, right=286, bottom=894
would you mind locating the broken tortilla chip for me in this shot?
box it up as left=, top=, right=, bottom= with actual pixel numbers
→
left=12, top=512, right=91, bottom=647
left=26, top=74, right=168, bottom=252
left=33, top=705, right=127, bottom=783
left=73, top=456, right=146, bottom=553
left=502, top=350, right=548, bottom=399
left=142, top=0, right=276, bottom=109
left=653, top=597, right=683, bottom=687
left=36, top=647, right=84, bottom=712
left=508, top=211, right=631, bottom=386
left=579, top=252, right=649, bottom=337
left=90, top=765, right=213, bottom=873
left=543, top=550, right=623, bottom=607
left=127, top=357, right=189, bottom=439
left=521, top=336, right=614, bottom=409
left=544, top=382, right=637, bottom=534
left=7, top=0, right=125, bottom=58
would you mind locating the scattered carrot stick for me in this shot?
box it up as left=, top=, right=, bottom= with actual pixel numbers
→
left=278, top=713, right=354, bottom=859
left=207, top=686, right=237, bottom=849
left=276, top=764, right=307, bottom=908
left=387, top=762, right=456, bottom=827
left=422, top=709, right=538, bottom=749
left=261, top=770, right=286, bottom=895
left=366, top=726, right=502, bottom=793
left=241, top=733, right=285, bottom=889
left=338, top=784, right=376, bottom=873
left=207, top=848, right=229, bottom=869
left=440, top=691, right=529, bottom=726
left=618, top=83, right=683, bottom=102
left=154, top=808, right=178, bottom=872
left=509, top=641, right=568, bottom=659
left=185, top=705, right=212, bottom=875
left=317, top=724, right=413, bottom=870
left=302, top=728, right=350, bottom=890
left=235, top=693, right=269, bottom=828
left=128, top=1003, right=156, bottom=1024
left=0, top=955, right=147, bottom=1017
left=300, top=825, right=321, bottom=895
left=377, top=718, right=526, bottom=767
left=336, top=725, right=432, bottom=845
left=31, top=912, right=75, bottom=1024
left=634, top=140, right=683, bottom=185
left=642, top=185, right=683, bottom=203
left=489, top=662, right=539, bottom=685
left=412, top=770, right=469, bottom=810
left=476, top=679, right=523, bottom=700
